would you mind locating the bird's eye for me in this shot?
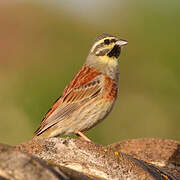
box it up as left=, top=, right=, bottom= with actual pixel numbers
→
left=104, top=39, right=110, bottom=45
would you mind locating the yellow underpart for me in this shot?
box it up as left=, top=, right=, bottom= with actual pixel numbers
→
left=99, top=55, right=118, bottom=67
left=91, top=37, right=116, bottom=53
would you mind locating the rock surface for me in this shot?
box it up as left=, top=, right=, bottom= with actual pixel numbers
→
left=0, top=138, right=179, bottom=179
left=16, top=138, right=179, bottom=180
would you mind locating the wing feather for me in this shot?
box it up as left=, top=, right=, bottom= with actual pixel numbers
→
left=35, top=70, right=104, bottom=136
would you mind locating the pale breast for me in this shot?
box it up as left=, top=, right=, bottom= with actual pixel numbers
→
left=64, top=98, right=114, bottom=133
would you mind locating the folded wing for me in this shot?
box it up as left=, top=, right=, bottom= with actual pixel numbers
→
left=35, top=73, right=104, bottom=136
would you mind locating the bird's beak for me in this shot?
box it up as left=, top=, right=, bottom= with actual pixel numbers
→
left=115, top=39, right=128, bottom=47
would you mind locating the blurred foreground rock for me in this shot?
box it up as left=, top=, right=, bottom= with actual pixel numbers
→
left=0, top=138, right=179, bottom=180
left=0, top=143, right=68, bottom=180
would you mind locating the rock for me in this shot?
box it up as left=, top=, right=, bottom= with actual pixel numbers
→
left=16, top=138, right=178, bottom=180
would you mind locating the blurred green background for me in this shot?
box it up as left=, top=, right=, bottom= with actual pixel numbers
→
left=0, top=1, right=179, bottom=145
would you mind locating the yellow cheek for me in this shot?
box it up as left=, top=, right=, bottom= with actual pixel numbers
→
left=107, top=44, right=114, bottom=49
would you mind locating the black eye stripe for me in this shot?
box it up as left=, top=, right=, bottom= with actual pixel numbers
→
left=110, top=39, right=116, bottom=43
left=104, top=38, right=116, bottom=45
left=104, top=39, right=110, bottom=45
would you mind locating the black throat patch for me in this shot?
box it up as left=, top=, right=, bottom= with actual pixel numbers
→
left=107, top=45, right=121, bottom=58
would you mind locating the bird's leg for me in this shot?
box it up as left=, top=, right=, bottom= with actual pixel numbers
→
left=76, top=131, right=92, bottom=142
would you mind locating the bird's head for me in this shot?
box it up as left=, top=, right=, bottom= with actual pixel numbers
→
left=88, top=33, right=128, bottom=67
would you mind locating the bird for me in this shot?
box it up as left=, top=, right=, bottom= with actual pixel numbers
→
left=33, top=33, right=128, bottom=141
